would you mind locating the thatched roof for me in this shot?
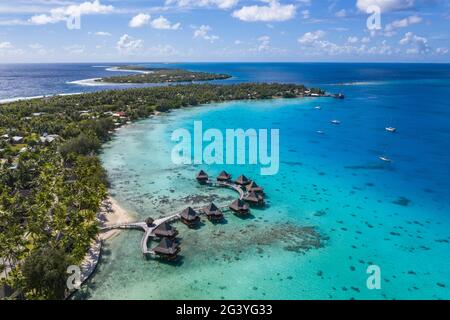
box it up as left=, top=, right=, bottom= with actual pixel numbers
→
left=180, top=207, right=199, bottom=221
left=230, top=199, right=249, bottom=211
left=153, top=238, right=179, bottom=255
left=235, top=175, right=250, bottom=185
left=154, top=222, right=177, bottom=237
left=244, top=191, right=264, bottom=203
left=246, top=181, right=263, bottom=193
left=204, top=202, right=223, bottom=216
left=196, top=170, right=208, bottom=180
left=217, top=170, right=231, bottom=181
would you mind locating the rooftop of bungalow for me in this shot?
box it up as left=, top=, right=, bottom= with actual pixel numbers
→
left=235, top=175, right=251, bottom=186
left=246, top=181, right=264, bottom=193
left=217, top=170, right=232, bottom=181
left=153, top=222, right=178, bottom=238
left=152, top=238, right=180, bottom=256
left=180, top=207, right=200, bottom=221
left=204, top=202, right=223, bottom=217
left=230, top=199, right=250, bottom=212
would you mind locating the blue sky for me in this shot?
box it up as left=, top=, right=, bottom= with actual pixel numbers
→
left=0, top=0, right=449, bottom=63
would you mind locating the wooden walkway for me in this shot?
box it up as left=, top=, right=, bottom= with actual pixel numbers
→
left=100, top=180, right=249, bottom=256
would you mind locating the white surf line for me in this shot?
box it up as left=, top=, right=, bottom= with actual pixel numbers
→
left=105, top=67, right=154, bottom=74
left=0, top=92, right=83, bottom=104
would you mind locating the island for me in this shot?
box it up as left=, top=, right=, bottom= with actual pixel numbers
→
left=0, top=83, right=326, bottom=299
left=97, top=66, right=232, bottom=84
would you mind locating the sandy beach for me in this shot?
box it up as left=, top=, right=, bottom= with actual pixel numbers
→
left=98, top=196, right=134, bottom=241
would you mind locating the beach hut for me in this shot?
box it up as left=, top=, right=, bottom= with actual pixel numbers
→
left=180, top=207, right=200, bottom=227
left=204, top=202, right=223, bottom=222
left=145, top=217, right=155, bottom=227
left=153, top=222, right=178, bottom=239
left=196, top=170, right=209, bottom=184
left=217, top=170, right=232, bottom=182
left=244, top=191, right=265, bottom=207
left=246, top=181, right=264, bottom=194
left=229, top=199, right=250, bottom=216
left=152, top=238, right=180, bottom=261
left=235, top=175, right=251, bottom=186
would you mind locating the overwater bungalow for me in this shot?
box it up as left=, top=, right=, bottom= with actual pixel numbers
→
left=246, top=181, right=264, bottom=194
left=204, top=202, right=224, bottom=221
left=244, top=191, right=265, bottom=207
left=229, top=199, right=250, bottom=216
left=235, top=175, right=251, bottom=186
left=217, top=170, right=232, bottom=182
left=196, top=170, right=209, bottom=184
left=180, top=207, right=200, bottom=227
left=152, top=238, right=180, bottom=261
left=153, top=222, right=178, bottom=239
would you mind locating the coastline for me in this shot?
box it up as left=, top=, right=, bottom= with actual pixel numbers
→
left=74, top=196, right=134, bottom=294
left=98, top=196, right=134, bottom=241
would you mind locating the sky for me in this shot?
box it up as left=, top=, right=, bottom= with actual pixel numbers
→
left=0, top=0, right=449, bottom=63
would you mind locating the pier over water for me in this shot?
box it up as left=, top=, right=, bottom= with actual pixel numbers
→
left=100, top=173, right=265, bottom=259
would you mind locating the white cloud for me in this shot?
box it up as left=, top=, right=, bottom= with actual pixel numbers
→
left=94, top=31, right=111, bottom=36
left=129, top=13, right=151, bottom=28
left=257, top=35, right=270, bottom=51
left=385, top=15, right=422, bottom=33
left=335, top=9, right=346, bottom=18
left=356, top=0, right=414, bottom=12
left=0, top=41, right=13, bottom=49
left=150, top=16, right=181, bottom=30
left=301, top=9, right=310, bottom=19
left=347, top=36, right=359, bottom=44
left=361, top=37, right=371, bottom=43
left=116, top=34, right=143, bottom=54
left=436, top=48, right=448, bottom=55
left=29, top=0, right=114, bottom=25
left=399, top=32, right=430, bottom=54
left=298, top=30, right=325, bottom=44
left=165, top=0, right=239, bottom=10
left=193, top=25, right=219, bottom=42
left=129, top=14, right=180, bottom=30
left=232, top=0, right=296, bottom=22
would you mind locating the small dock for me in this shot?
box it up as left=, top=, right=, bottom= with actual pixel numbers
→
left=100, top=171, right=264, bottom=259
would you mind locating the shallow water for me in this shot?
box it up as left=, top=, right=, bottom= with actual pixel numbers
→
left=74, top=64, right=450, bottom=300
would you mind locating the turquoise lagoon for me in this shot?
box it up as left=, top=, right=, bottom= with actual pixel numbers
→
left=74, top=64, right=450, bottom=300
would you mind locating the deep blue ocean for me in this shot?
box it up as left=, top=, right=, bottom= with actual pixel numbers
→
left=2, top=63, right=449, bottom=299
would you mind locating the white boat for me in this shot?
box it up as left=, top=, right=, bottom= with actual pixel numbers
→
left=316, top=130, right=324, bottom=134
left=315, top=106, right=321, bottom=110
left=385, top=127, right=397, bottom=133
left=379, top=156, right=392, bottom=162
left=331, top=120, right=341, bottom=125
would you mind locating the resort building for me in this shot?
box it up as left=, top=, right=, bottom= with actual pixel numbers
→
left=217, top=170, right=232, bottom=182
left=246, top=181, right=264, bottom=194
left=229, top=199, right=250, bottom=216
left=235, top=175, right=251, bottom=186
left=196, top=170, right=209, bottom=184
left=180, top=207, right=200, bottom=227
left=152, top=238, right=180, bottom=261
left=11, top=136, right=24, bottom=144
left=153, top=222, right=178, bottom=239
left=204, top=202, right=224, bottom=222
left=244, top=191, right=265, bottom=207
